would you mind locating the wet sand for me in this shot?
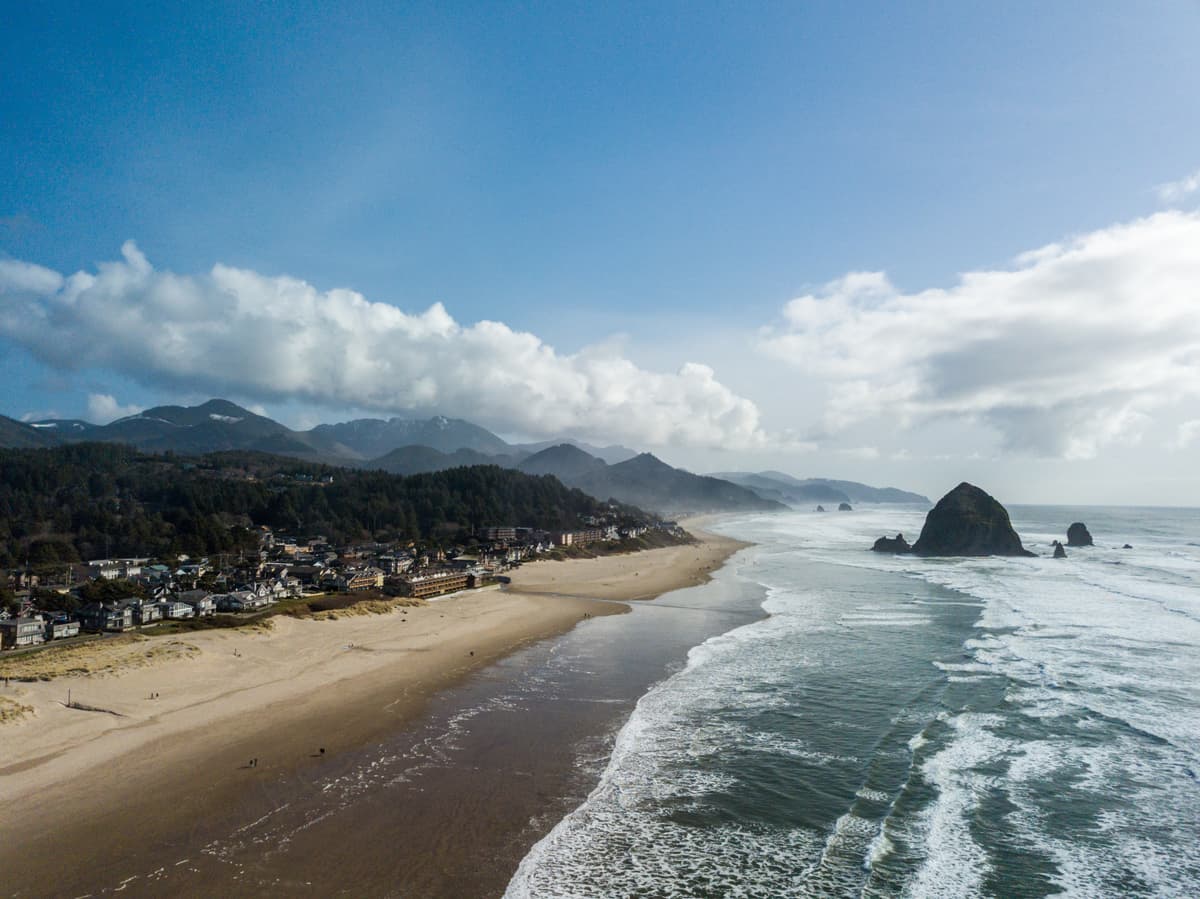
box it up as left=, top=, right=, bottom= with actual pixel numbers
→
left=0, top=525, right=746, bottom=898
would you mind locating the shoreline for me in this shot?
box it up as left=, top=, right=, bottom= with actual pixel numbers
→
left=0, top=522, right=748, bottom=896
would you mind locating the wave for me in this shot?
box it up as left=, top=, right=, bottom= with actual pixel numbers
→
left=506, top=507, right=1200, bottom=897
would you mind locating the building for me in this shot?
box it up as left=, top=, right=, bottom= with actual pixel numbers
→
left=47, top=617, right=80, bottom=640
left=0, top=615, right=46, bottom=649
left=176, top=590, right=216, bottom=617
left=156, top=601, right=195, bottom=620
left=377, top=555, right=414, bottom=575
left=77, top=603, right=133, bottom=633
left=87, top=558, right=147, bottom=581
left=338, top=568, right=384, bottom=592
left=126, top=599, right=163, bottom=625
left=554, top=528, right=606, bottom=547
left=396, top=571, right=470, bottom=599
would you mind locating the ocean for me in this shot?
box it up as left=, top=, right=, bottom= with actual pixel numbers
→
left=507, top=505, right=1200, bottom=898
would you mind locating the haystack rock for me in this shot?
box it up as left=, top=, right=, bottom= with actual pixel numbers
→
left=909, top=482, right=1035, bottom=557
left=815, top=505, right=826, bottom=512
left=872, top=533, right=911, bottom=553
left=838, top=502, right=853, bottom=511
left=1067, top=522, right=1094, bottom=547
left=1053, top=541, right=1067, bottom=559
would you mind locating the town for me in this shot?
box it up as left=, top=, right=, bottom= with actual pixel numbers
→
left=0, top=517, right=687, bottom=651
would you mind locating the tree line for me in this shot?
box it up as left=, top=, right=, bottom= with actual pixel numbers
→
left=0, top=443, right=632, bottom=569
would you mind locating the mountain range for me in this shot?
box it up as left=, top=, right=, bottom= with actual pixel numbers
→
left=0, top=399, right=927, bottom=515
left=710, top=471, right=929, bottom=505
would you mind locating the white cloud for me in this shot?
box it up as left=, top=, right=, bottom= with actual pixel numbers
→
left=761, top=210, right=1200, bottom=459
left=0, top=258, right=63, bottom=294
left=1156, top=169, right=1200, bottom=204
left=0, top=242, right=768, bottom=449
left=20, top=408, right=60, bottom=423
left=837, top=446, right=880, bottom=460
left=86, top=393, right=144, bottom=424
left=1170, top=419, right=1200, bottom=452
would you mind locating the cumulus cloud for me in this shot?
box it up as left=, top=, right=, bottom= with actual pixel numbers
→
left=1156, top=169, right=1200, bottom=204
left=761, top=211, right=1200, bottom=459
left=86, top=393, right=144, bottom=424
left=0, top=242, right=768, bottom=449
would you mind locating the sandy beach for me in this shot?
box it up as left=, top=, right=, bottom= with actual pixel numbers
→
left=0, top=524, right=745, bottom=897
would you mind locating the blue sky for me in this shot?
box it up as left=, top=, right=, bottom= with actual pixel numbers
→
left=3, top=2, right=1200, bottom=503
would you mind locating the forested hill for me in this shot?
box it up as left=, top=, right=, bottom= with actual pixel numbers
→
left=0, top=444, right=634, bottom=567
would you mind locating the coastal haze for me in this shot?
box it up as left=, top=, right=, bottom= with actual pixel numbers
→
left=3, top=3, right=1200, bottom=898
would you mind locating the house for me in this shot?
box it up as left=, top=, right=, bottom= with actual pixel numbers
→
left=288, top=565, right=324, bottom=587
left=126, top=599, right=163, bottom=625
left=213, top=590, right=269, bottom=612
left=0, top=614, right=46, bottom=649
left=156, top=601, right=195, bottom=620
left=210, top=593, right=240, bottom=612
left=77, top=603, right=133, bottom=633
left=140, top=564, right=173, bottom=584
left=335, top=568, right=384, bottom=592
left=176, top=590, right=216, bottom=617
left=46, top=616, right=80, bottom=640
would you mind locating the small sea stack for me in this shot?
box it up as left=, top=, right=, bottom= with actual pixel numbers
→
left=815, top=505, right=826, bottom=512
left=872, top=533, right=911, bottom=553
left=908, top=482, right=1035, bottom=557
left=1067, top=522, right=1094, bottom=547
left=838, top=502, right=853, bottom=511
left=1053, top=540, right=1067, bottom=559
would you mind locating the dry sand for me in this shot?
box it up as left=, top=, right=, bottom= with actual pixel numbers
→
left=505, top=524, right=743, bottom=602
left=0, top=525, right=744, bottom=892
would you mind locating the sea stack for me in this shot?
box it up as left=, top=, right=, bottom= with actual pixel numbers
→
left=838, top=502, right=853, bottom=512
left=1066, top=522, right=1094, bottom=547
left=1053, top=541, right=1067, bottom=559
left=816, top=505, right=826, bottom=512
left=909, top=482, right=1035, bottom=557
left=872, top=533, right=911, bottom=553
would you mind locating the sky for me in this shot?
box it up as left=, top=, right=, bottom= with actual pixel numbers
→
left=2, top=1, right=1200, bottom=505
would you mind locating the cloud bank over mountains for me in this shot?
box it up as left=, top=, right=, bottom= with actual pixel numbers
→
left=3, top=206, right=1199, bottom=463
left=761, top=210, right=1200, bottom=459
left=0, top=242, right=767, bottom=449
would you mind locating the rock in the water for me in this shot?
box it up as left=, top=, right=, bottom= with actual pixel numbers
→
left=910, top=482, right=1035, bottom=557
left=1123, top=543, right=1133, bottom=549
left=815, top=505, right=826, bottom=512
left=1052, top=540, right=1067, bottom=559
left=1066, top=522, right=1093, bottom=547
left=872, top=533, right=911, bottom=553
left=838, top=502, right=853, bottom=512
